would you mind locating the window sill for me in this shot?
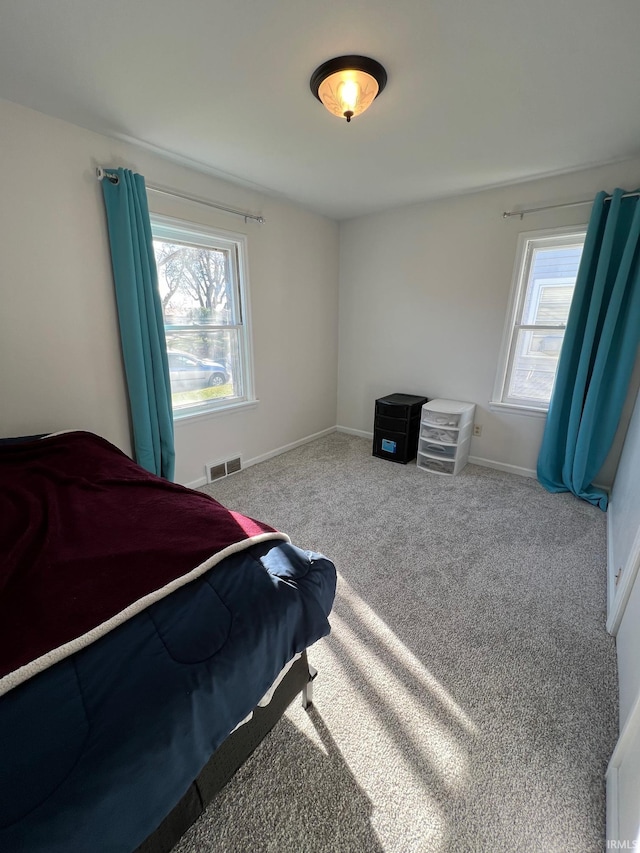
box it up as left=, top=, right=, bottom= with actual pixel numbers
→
left=173, top=399, right=259, bottom=426
left=489, top=401, right=548, bottom=418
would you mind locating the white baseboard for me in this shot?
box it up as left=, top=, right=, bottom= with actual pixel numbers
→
left=185, top=475, right=208, bottom=489
left=337, top=430, right=537, bottom=478
left=468, top=455, right=537, bottom=479
left=336, top=425, right=373, bottom=439
left=243, top=426, right=337, bottom=469
left=186, top=429, right=538, bottom=487
left=183, top=427, right=337, bottom=489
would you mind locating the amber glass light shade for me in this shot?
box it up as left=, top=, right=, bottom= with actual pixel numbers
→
left=317, top=69, right=379, bottom=121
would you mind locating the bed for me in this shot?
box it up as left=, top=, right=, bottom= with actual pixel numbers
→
left=0, top=431, right=336, bottom=853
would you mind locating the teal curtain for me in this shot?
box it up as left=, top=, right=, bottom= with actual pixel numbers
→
left=101, top=169, right=175, bottom=480
left=537, top=188, right=640, bottom=509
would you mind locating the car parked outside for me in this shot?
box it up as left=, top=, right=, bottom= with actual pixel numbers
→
left=167, top=350, right=229, bottom=391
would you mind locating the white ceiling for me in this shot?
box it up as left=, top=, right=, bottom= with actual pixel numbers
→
left=2, top=0, right=640, bottom=220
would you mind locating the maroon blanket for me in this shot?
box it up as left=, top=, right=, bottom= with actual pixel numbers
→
left=0, top=431, right=288, bottom=695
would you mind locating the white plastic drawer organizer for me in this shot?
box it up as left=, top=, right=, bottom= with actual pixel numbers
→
left=417, top=399, right=476, bottom=475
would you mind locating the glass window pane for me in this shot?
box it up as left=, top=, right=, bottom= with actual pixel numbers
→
left=507, top=328, right=565, bottom=403
left=534, top=284, right=574, bottom=324
left=153, top=240, right=236, bottom=326
left=151, top=219, right=253, bottom=418
left=165, top=328, right=241, bottom=412
left=495, top=228, right=585, bottom=411
left=521, top=245, right=583, bottom=325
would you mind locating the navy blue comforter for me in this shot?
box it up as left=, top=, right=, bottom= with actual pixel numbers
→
left=0, top=539, right=336, bottom=853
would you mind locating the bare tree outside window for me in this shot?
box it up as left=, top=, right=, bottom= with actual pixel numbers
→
left=155, top=243, right=231, bottom=323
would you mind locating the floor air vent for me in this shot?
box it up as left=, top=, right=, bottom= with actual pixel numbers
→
left=205, top=456, right=242, bottom=484
left=226, top=456, right=242, bottom=476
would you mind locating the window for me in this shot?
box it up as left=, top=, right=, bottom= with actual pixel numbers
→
left=492, top=226, right=586, bottom=412
left=151, top=215, right=254, bottom=418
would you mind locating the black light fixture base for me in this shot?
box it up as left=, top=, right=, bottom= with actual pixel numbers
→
left=309, top=55, right=387, bottom=102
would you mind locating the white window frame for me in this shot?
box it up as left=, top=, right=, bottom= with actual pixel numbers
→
left=151, top=214, right=255, bottom=421
left=491, top=225, right=587, bottom=416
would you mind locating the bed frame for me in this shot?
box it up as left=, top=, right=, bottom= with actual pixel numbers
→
left=136, top=652, right=317, bottom=853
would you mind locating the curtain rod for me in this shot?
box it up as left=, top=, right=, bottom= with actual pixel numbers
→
left=95, top=167, right=265, bottom=224
left=502, top=190, right=640, bottom=220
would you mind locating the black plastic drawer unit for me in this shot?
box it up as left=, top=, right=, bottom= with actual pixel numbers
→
left=372, top=393, right=428, bottom=464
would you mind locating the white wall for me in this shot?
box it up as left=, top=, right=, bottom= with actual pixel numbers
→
left=606, top=387, right=640, bottom=848
left=0, top=99, right=339, bottom=484
left=338, top=157, right=640, bottom=481
left=610, top=386, right=640, bottom=730
left=2, top=95, right=637, bottom=487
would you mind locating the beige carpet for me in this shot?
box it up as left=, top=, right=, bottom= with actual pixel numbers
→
left=173, top=432, right=617, bottom=853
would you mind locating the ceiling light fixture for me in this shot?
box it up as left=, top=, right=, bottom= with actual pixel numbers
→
left=310, top=55, right=387, bottom=123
